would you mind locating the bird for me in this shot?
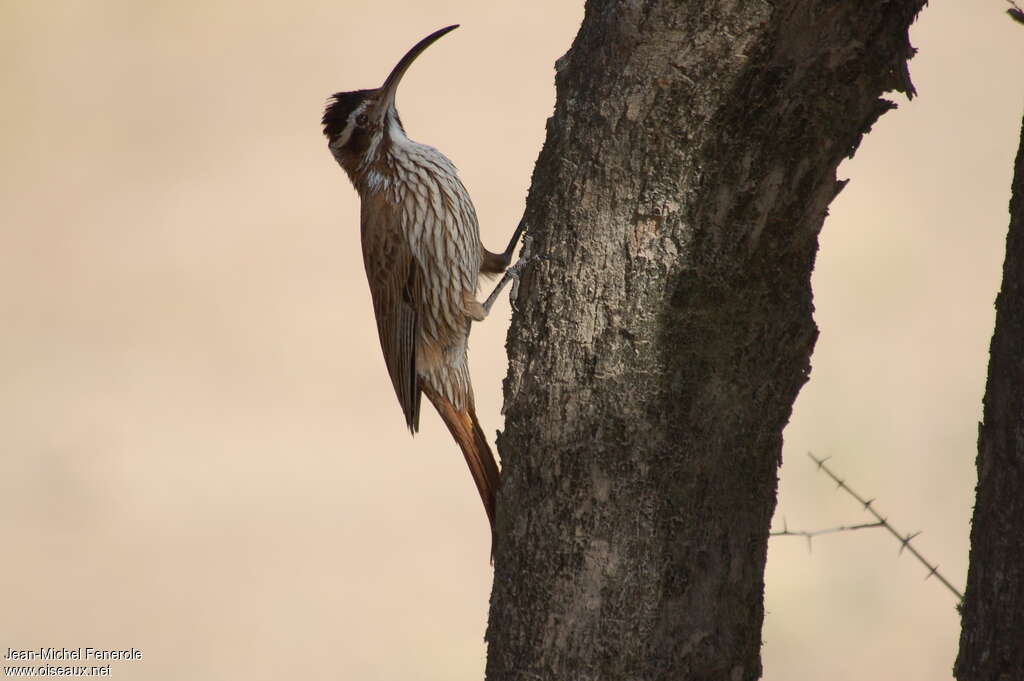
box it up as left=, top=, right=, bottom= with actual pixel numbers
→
left=321, top=25, right=527, bottom=542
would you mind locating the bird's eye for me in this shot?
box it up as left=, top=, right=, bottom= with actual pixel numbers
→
left=356, top=113, right=369, bottom=126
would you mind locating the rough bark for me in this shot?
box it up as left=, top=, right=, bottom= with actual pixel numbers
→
left=954, top=113, right=1024, bottom=681
left=487, top=2, right=925, bottom=679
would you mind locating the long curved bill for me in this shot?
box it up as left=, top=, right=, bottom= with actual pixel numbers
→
left=371, top=24, right=459, bottom=120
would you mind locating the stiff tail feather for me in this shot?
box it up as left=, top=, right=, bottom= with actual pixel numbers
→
left=422, top=386, right=500, bottom=534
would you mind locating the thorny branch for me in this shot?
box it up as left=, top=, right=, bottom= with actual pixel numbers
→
left=771, top=452, right=964, bottom=605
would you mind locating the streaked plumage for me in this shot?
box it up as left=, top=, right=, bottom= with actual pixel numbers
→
left=322, top=26, right=522, bottom=539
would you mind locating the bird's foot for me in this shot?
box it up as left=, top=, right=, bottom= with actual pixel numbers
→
left=483, top=236, right=534, bottom=315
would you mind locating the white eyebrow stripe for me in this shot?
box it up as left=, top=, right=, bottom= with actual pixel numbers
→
left=333, top=100, right=362, bottom=148
left=334, top=100, right=372, bottom=150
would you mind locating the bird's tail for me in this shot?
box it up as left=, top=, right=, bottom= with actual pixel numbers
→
left=422, top=386, right=500, bottom=538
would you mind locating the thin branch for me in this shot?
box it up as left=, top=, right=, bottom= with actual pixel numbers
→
left=802, top=452, right=964, bottom=603
left=771, top=518, right=886, bottom=552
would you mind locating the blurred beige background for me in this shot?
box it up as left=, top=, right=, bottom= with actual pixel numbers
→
left=1, top=2, right=1020, bottom=679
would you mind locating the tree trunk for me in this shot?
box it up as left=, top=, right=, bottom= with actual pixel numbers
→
left=486, top=1, right=925, bottom=679
left=954, top=113, right=1024, bottom=681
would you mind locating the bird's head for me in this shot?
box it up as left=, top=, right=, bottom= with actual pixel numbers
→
left=323, top=24, right=458, bottom=176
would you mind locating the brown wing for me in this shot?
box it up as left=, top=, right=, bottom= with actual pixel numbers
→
left=360, top=198, right=422, bottom=432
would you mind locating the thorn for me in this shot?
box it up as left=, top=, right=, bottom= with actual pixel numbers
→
left=863, top=498, right=874, bottom=509
left=898, top=531, right=921, bottom=554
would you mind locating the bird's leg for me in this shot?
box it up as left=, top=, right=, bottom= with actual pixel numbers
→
left=498, top=218, right=527, bottom=267
left=481, top=219, right=528, bottom=274
left=482, top=236, right=533, bottom=314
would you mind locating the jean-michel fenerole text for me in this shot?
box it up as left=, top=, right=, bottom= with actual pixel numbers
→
left=5, top=648, right=142, bottom=661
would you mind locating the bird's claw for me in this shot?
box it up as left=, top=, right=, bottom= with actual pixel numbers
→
left=509, top=236, right=535, bottom=312
left=482, top=235, right=537, bottom=315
